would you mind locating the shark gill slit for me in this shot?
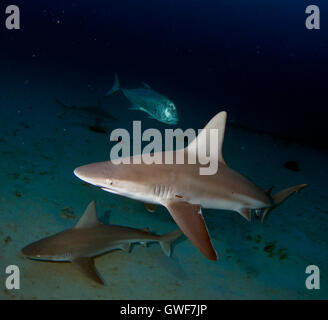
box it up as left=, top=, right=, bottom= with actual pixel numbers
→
left=154, top=184, right=170, bottom=201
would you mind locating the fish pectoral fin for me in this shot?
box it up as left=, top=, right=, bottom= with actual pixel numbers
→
left=71, top=257, right=104, bottom=285
left=164, top=201, right=217, bottom=261
left=144, top=203, right=158, bottom=213
left=118, top=243, right=131, bottom=252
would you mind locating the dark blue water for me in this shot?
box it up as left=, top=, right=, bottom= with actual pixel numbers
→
left=0, top=1, right=327, bottom=300
left=2, top=0, right=328, bottom=147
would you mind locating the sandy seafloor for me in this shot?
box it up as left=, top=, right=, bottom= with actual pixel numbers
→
left=0, top=66, right=327, bottom=300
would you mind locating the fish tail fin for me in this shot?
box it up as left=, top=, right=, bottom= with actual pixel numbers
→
left=261, top=184, right=308, bottom=224
left=105, top=73, right=120, bottom=96
left=159, top=229, right=183, bottom=257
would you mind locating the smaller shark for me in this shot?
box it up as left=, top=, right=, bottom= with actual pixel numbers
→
left=21, top=201, right=183, bottom=285
left=105, top=73, right=179, bottom=125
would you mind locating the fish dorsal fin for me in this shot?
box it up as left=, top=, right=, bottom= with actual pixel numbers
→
left=142, top=82, right=151, bottom=89
left=186, top=111, right=227, bottom=165
left=75, top=201, right=101, bottom=229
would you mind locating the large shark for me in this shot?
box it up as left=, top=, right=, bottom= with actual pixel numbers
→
left=105, top=73, right=179, bottom=125
left=74, top=111, right=307, bottom=261
left=22, top=201, right=183, bottom=285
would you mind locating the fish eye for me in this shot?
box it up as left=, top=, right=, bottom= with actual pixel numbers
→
left=164, top=109, right=171, bottom=117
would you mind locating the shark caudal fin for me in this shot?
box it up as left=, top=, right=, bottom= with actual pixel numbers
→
left=261, top=184, right=308, bottom=224
left=105, top=73, right=120, bottom=96
left=159, top=229, right=183, bottom=257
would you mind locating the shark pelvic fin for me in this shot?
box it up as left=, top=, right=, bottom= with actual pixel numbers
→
left=261, top=184, right=308, bottom=224
left=72, top=257, right=104, bottom=285
left=105, top=72, right=120, bottom=96
left=164, top=201, right=218, bottom=261
left=159, top=229, right=183, bottom=257
left=236, top=208, right=252, bottom=221
left=186, top=111, right=227, bottom=166
left=75, top=201, right=101, bottom=229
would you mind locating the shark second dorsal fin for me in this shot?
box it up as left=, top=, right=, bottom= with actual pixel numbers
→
left=75, top=201, right=101, bottom=229
left=186, top=111, right=227, bottom=166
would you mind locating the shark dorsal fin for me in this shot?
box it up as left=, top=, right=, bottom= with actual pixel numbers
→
left=75, top=201, right=101, bottom=229
left=186, top=111, right=227, bottom=166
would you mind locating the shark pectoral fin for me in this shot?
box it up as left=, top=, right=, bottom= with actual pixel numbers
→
left=71, top=257, right=104, bottom=285
left=261, top=184, right=308, bottom=224
left=119, top=243, right=131, bottom=252
left=144, top=203, right=158, bottom=213
left=164, top=201, right=218, bottom=261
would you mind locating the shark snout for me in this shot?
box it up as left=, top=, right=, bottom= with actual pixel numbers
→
left=74, top=161, right=111, bottom=187
left=21, top=243, right=42, bottom=259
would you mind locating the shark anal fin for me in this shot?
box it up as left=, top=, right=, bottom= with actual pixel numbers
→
left=105, top=73, right=120, bottom=97
left=71, top=257, right=104, bottom=285
left=186, top=111, right=227, bottom=166
left=164, top=201, right=217, bottom=261
left=144, top=203, right=157, bottom=213
left=140, top=241, right=148, bottom=248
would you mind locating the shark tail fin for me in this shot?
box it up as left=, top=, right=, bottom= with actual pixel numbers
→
left=159, top=230, right=183, bottom=257
left=105, top=73, right=120, bottom=96
left=261, top=184, right=308, bottom=224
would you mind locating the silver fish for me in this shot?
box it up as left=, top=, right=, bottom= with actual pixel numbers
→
left=105, top=73, right=178, bottom=125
